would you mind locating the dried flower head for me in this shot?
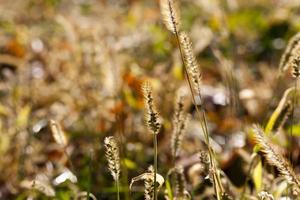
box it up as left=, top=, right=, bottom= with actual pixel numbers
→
left=179, top=32, right=202, bottom=96
left=291, top=55, right=300, bottom=78
left=160, top=0, right=181, bottom=34
left=252, top=125, right=300, bottom=190
left=142, top=82, right=161, bottom=135
left=104, top=136, right=120, bottom=182
left=171, top=94, right=188, bottom=158
left=49, top=119, right=68, bottom=147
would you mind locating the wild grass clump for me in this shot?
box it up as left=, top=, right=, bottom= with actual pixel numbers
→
left=2, top=0, right=300, bottom=200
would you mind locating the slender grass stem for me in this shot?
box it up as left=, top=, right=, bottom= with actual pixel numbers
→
left=174, top=30, right=223, bottom=199
left=63, top=147, right=75, bottom=173
left=153, top=134, right=158, bottom=200
left=87, top=150, right=93, bottom=200
left=290, top=78, right=297, bottom=164
left=116, top=178, right=120, bottom=200
left=287, top=78, right=297, bottom=196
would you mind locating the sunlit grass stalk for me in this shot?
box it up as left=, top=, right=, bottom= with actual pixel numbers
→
left=286, top=56, right=300, bottom=196
left=290, top=56, right=300, bottom=162
left=87, top=150, right=93, bottom=200
left=240, top=154, right=260, bottom=200
left=109, top=48, right=130, bottom=200
left=154, top=134, right=158, bottom=200
left=175, top=29, right=224, bottom=200
left=159, top=1, right=224, bottom=197
left=104, top=136, right=121, bottom=200
left=142, top=82, right=162, bottom=200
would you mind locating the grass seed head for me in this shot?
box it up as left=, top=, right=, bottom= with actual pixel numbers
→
left=171, top=94, right=188, bottom=158
left=252, top=125, right=300, bottom=190
left=142, top=82, right=161, bottom=135
left=279, top=32, right=300, bottom=73
left=160, top=0, right=181, bottom=34
left=291, top=55, right=300, bottom=78
left=104, top=136, right=120, bottom=182
left=179, top=32, right=202, bottom=96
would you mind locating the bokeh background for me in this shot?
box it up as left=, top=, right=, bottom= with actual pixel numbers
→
left=1, top=0, right=300, bottom=199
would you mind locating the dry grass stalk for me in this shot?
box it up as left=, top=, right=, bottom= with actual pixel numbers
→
left=252, top=125, right=300, bottom=191
left=171, top=94, right=188, bottom=159
left=160, top=1, right=224, bottom=199
left=142, top=82, right=161, bottom=200
left=160, top=0, right=181, bottom=34
left=174, top=166, right=190, bottom=200
left=276, top=100, right=292, bottom=131
left=145, top=166, right=155, bottom=200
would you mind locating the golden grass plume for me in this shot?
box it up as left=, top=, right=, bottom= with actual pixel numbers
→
left=104, top=136, right=120, bottom=182
left=160, top=0, right=181, bottom=34
left=252, top=125, right=300, bottom=190
left=179, top=32, right=202, bottom=96
left=142, top=82, right=161, bottom=135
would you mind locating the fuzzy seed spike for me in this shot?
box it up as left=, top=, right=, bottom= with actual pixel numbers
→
left=160, top=0, right=181, bottom=34
left=179, top=32, right=202, bottom=96
left=279, top=32, right=300, bottom=73
left=104, top=136, right=120, bottom=182
left=291, top=55, right=300, bottom=78
left=142, top=82, right=161, bottom=135
left=252, top=125, right=300, bottom=192
left=171, top=94, right=188, bottom=158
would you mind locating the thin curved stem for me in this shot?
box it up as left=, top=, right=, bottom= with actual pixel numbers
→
left=154, top=134, right=158, bottom=200
left=174, top=29, right=223, bottom=199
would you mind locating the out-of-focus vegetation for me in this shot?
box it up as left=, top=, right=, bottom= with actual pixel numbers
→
left=1, top=0, right=300, bottom=199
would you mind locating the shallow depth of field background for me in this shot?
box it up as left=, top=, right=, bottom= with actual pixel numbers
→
left=1, top=0, right=300, bottom=199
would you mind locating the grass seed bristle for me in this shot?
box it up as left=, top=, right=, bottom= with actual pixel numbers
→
left=160, top=0, right=181, bottom=34
left=252, top=125, right=300, bottom=190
